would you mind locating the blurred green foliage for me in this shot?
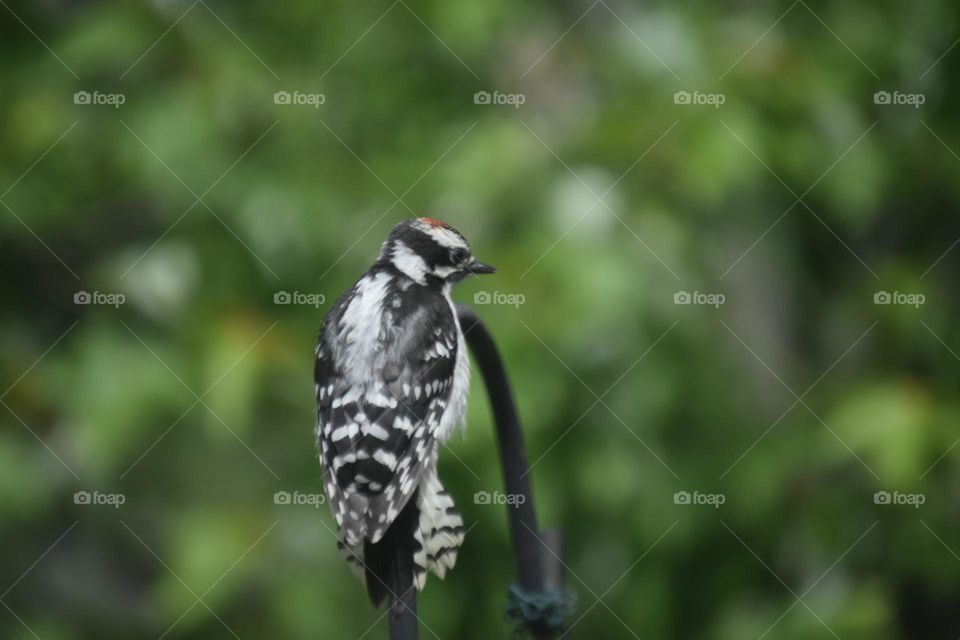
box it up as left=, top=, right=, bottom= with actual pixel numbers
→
left=2, top=0, right=960, bottom=638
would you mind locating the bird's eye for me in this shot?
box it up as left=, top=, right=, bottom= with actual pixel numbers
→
left=450, top=248, right=469, bottom=264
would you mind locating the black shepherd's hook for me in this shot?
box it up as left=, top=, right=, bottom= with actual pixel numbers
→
left=389, top=305, right=573, bottom=639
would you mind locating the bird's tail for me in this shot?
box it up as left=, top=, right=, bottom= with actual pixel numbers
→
left=412, top=470, right=465, bottom=590
left=364, top=488, right=419, bottom=608
left=362, top=471, right=465, bottom=608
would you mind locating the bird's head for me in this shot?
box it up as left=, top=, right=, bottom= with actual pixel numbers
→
left=378, top=218, right=496, bottom=287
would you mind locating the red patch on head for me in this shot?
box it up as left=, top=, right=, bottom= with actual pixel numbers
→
left=419, top=217, right=451, bottom=229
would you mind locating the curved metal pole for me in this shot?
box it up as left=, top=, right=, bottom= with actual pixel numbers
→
left=457, top=305, right=568, bottom=639
left=456, top=306, right=547, bottom=592
left=388, top=306, right=568, bottom=639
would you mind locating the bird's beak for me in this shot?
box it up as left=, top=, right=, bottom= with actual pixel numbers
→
left=467, top=259, right=497, bottom=275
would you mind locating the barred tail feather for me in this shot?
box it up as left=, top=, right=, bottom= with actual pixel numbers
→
left=412, top=471, right=465, bottom=590
left=353, top=472, right=464, bottom=607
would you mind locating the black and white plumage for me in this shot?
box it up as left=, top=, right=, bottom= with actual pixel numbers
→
left=315, top=218, right=496, bottom=607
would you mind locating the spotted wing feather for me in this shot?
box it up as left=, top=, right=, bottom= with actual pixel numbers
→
left=315, top=279, right=458, bottom=548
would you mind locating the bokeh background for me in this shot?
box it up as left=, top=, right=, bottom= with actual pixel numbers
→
left=2, top=1, right=960, bottom=638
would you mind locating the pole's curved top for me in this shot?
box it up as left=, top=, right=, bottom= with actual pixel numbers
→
left=457, top=305, right=572, bottom=639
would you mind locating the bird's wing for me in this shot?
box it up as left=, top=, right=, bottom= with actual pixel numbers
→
left=316, top=289, right=458, bottom=546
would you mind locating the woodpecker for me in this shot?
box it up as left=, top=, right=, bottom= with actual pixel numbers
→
left=315, top=218, right=496, bottom=608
